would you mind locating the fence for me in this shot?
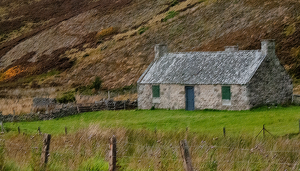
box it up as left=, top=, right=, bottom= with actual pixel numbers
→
left=3, top=124, right=300, bottom=171
left=77, top=100, right=137, bottom=113
left=0, top=100, right=137, bottom=122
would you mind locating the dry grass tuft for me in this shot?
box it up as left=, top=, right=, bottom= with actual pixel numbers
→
left=95, top=27, right=118, bottom=40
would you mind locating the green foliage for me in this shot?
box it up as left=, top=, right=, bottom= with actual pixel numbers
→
left=37, top=69, right=60, bottom=79
left=78, top=157, right=109, bottom=171
left=138, top=26, right=149, bottom=35
left=75, top=85, right=93, bottom=95
left=92, top=76, right=102, bottom=91
left=206, top=160, right=218, bottom=171
left=56, top=91, right=76, bottom=104
left=30, top=140, right=43, bottom=171
left=75, top=76, right=102, bottom=95
left=162, top=11, right=179, bottom=22
left=0, top=142, right=4, bottom=170
left=170, top=0, right=179, bottom=7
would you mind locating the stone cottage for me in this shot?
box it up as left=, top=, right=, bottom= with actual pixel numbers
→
left=137, top=40, right=293, bottom=110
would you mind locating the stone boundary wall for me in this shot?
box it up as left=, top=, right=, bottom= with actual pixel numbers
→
left=0, top=99, right=137, bottom=122
left=293, top=94, right=300, bottom=105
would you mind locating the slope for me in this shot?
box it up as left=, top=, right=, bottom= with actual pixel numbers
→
left=1, top=0, right=300, bottom=96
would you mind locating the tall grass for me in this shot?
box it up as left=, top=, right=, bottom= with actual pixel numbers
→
left=3, top=125, right=300, bottom=170
left=2, top=106, right=300, bottom=170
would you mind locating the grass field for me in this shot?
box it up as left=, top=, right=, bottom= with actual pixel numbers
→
left=5, top=105, right=300, bottom=137
left=3, top=106, right=300, bottom=170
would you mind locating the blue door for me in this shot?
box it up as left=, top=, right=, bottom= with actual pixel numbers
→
left=185, top=86, right=195, bottom=111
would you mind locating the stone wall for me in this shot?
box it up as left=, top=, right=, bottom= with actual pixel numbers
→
left=32, top=97, right=57, bottom=112
left=195, top=85, right=250, bottom=110
left=138, top=84, right=152, bottom=109
left=157, top=84, right=185, bottom=110
left=293, top=95, right=300, bottom=105
left=33, top=98, right=56, bottom=107
left=0, top=106, right=78, bottom=122
left=138, top=83, right=250, bottom=110
left=247, top=54, right=293, bottom=107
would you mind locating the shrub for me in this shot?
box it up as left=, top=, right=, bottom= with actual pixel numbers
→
left=162, top=11, right=179, bottom=22
left=138, top=26, right=149, bottom=35
left=56, top=91, right=76, bottom=104
left=92, top=76, right=102, bottom=91
left=95, top=27, right=117, bottom=40
left=170, top=0, right=179, bottom=6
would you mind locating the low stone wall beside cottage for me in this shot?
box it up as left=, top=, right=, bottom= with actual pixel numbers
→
left=293, top=95, right=300, bottom=105
left=0, top=99, right=137, bottom=122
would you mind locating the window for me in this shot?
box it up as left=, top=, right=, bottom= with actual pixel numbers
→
left=152, top=85, right=160, bottom=98
left=222, top=86, right=231, bottom=100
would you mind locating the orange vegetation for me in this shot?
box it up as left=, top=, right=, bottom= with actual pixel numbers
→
left=0, top=65, right=26, bottom=82
left=95, top=27, right=117, bottom=39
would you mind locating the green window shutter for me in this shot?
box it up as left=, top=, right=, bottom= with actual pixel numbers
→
left=152, top=85, right=160, bottom=98
left=222, top=86, right=231, bottom=100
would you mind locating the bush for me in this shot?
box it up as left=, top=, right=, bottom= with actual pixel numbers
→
left=170, top=0, right=179, bottom=6
left=56, top=91, right=76, bottom=104
left=92, top=76, right=102, bottom=91
left=162, top=11, right=179, bottom=22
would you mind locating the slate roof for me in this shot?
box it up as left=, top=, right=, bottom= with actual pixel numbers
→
left=138, top=50, right=266, bottom=85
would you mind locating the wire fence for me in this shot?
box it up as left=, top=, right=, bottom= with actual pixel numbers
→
left=2, top=125, right=300, bottom=171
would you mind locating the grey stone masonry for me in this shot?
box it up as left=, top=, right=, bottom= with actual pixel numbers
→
left=247, top=40, right=293, bottom=107
left=138, top=40, right=293, bottom=110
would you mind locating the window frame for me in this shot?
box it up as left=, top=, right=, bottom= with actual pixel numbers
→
left=152, top=85, right=160, bottom=98
left=222, top=86, right=231, bottom=106
left=222, top=86, right=231, bottom=100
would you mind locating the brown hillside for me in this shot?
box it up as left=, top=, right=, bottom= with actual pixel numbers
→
left=1, top=0, right=300, bottom=96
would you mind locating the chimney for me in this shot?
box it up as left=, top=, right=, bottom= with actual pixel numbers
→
left=225, top=46, right=239, bottom=52
left=261, top=39, right=275, bottom=57
left=155, top=44, right=168, bottom=60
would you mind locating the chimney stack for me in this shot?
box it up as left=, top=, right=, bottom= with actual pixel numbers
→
left=261, top=39, right=275, bottom=57
left=155, top=44, right=168, bottom=60
left=225, top=46, right=239, bottom=52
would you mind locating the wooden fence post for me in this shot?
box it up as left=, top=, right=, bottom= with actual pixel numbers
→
left=0, top=121, right=3, bottom=133
left=41, top=133, right=51, bottom=167
left=223, top=127, right=226, bottom=137
left=180, top=139, right=193, bottom=171
left=109, top=136, right=117, bottom=171
left=299, top=120, right=300, bottom=133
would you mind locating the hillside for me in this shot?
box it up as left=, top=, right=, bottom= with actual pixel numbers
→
left=1, top=0, right=300, bottom=98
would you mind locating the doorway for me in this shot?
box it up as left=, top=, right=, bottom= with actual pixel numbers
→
left=185, top=86, right=195, bottom=111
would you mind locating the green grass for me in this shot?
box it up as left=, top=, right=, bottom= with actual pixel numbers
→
left=162, top=11, right=179, bottom=22
left=4, top=106, right=300, bottom=137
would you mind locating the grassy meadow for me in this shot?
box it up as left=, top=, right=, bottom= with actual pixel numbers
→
left=5, top=105, right=300, bottom=137
left=2, top=106, right=300, bottom=170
